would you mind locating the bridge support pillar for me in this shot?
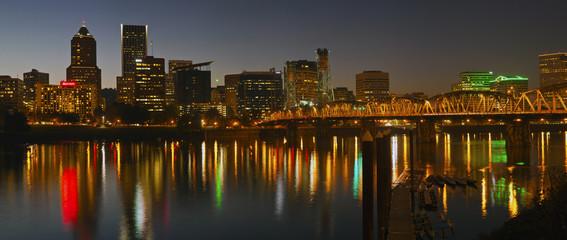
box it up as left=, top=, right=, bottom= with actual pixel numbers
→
left=315, top=119, right=331, bottom=138
left=416, top=120, right=436, bottom=143
left=505, top=120, right=530, bottom=148
left=361, top=120, right=378, bottom=137
left=285, top=120, right=298, bottom=146
left=315, top=119, right=332, bottom=150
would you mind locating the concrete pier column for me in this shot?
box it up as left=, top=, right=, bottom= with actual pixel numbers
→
left=362, top=131, right=375, bottom=240
left=376, top=130, right=392, bottom=240
left=285, top=120, right=298, bottom=146
left=416, top=120, right=436, bottom=143
left=505, top=120, right=530, bottom=147
left=315, top=118, right=331, bottom=138
left=360, top=120, right=377, bottom=137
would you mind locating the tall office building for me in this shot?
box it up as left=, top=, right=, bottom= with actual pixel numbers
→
left=165, top=60, right=193, bottom=105
left=238, top=70, right=283, bottom=119
left=36, top=81, right=96, bottom=118
left=175, top=62, right=212, bottom=108
left=66, top=23, right=101, bottom=106
left=334, top=87, right=355, bottom=102
left=23, top=69, right=49, bottom=110
left=224, top=74, right=240, bottom=116
left=211, top=86, right=225, bottom=104
left=0, top=75, right=24, bottom=110
left=539, top=53, right=567, bottom=88
left=117, top=24, right=147, bottom=104
left=285, top=60, right=318, bottom=106
left=356, top=71, right=389, bottom=102
left=134, top=56, right=165, bottom=112
left=490, top=75, right=528, bottom=98
left=452, top=71, right=493, bottom=91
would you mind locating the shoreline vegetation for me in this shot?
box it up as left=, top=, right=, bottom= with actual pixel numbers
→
left=477, top=170, right=567, bottom=240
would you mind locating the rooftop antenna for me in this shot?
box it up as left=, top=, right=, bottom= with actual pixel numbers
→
left=150, top=40, right=154, bottom=56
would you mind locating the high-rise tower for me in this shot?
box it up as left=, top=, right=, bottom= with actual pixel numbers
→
left=284, top=60, right=317, bottom=108
left=66, top=23, right=101, bottom=107
left=316, top=48, right=334, bottom=106
left=117, top=24, right=147, bottom=104
left=134, top=56, right=165, bottom=112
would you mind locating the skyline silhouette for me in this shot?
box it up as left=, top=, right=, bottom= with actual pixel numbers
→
left=1, top=0, right=567, bottom=95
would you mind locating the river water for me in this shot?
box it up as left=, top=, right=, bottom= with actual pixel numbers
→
left=0, top=131, right=565, bottom=239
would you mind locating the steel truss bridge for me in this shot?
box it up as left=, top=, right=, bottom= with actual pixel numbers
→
left=266, top=83, right=567, bottom=123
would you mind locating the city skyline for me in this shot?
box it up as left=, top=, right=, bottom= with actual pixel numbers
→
left=1, top=1, right=567, bottom=96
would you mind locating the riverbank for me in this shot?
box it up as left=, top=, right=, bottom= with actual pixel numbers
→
left=1, top=125, right=203, bottom=143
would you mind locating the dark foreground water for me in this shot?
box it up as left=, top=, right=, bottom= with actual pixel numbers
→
left=0, top=131, right=566, bottom=239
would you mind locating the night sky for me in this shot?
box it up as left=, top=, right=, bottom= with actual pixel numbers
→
left=1, top=0, right=566, bottom=96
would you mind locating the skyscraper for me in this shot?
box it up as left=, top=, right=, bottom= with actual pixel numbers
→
left=539, top=53, right=567, bottom=88
left=23, top=69, right=49, bottom=110
left=134, top=56, right=165, bottom=112
left=238, top=70, right=283, bottom=119
left=285, top=60, right=318, bottom=107
left=117, top=24, right=147, bottom=104
left=66, top=23, right=101, bottom=106
left=356, top=71, right=389, bottom=102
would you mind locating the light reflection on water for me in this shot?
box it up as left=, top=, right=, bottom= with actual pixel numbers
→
left=0, top=131, right=566, bottom=239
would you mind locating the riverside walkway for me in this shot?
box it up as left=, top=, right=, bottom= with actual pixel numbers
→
left=388, top=169, right=423, bottom=240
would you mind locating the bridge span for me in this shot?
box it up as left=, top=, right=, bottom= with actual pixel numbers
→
left=263, top=85, right=567, bottom=146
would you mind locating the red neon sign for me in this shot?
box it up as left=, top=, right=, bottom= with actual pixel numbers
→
left=60, top=81, right=76, bottom=87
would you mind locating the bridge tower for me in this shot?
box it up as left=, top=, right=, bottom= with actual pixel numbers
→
left=284, top=61, right=297, bottom=109
left=316, top=48, right=334, bottom=106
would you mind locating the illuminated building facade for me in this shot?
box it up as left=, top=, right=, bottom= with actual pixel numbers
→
left=211, top=86, right=225, bottom=104
left=224, top=74, right=240, bottom=116
left=166, top=60, right=193, bottom=105
left=23, top=69, right=49, bottom=110
left=285, top=60, right=318, bottom=104
left=179, top=103, right=226, bottom=117
left=356, top=70, right=389, bottom=102
left=117, top=24, right=147, bottom=104
left=134, top=56, right=166, bottom=112
left=35, top=81, right=96, bottom=117
left=66, top=24, right=102, bottom=107
left=175, top=62, right=212, bottom=114
left=237, top=70, right=283, bottom=119
left=0, top=75, right=24, bottom=110
left=490, top=75, right=528, bottom=98
left=539, top=53, right=567, bottom=88
left=452, top=71, right=493, bottom=91
left=333, top=87, right=355, bottom=102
